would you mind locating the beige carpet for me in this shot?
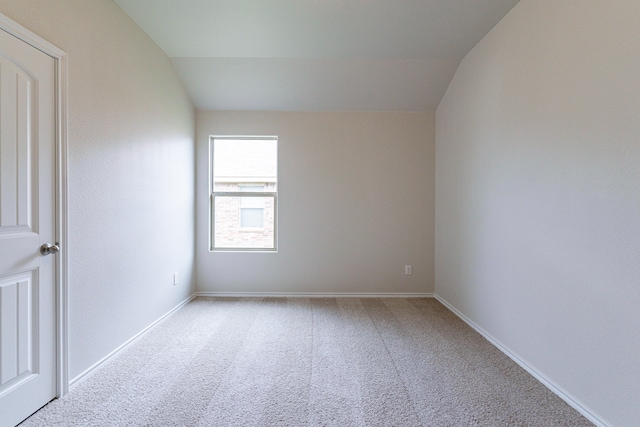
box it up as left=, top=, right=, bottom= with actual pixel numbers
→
left=22, top=297, right=593, bottom=426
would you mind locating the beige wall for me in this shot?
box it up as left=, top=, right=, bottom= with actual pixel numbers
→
left=196, top=111, right=434, bottom=295
left=0, top=1, right=195, bottom=381
left=435, top=1, right=640, bottom=425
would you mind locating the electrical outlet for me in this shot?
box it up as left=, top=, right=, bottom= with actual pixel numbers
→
left=173, top=273, right=179, bottom=286
left=404, top=265, right=412, bottom=275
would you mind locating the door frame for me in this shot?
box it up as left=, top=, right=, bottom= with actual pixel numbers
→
left=0, top=13, right=69, bottom=397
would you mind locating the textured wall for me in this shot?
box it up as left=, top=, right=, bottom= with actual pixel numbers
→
left=435, top=1, right=640, bottom=425
left=0, top=1, right=195, bottom=380
left=196, top=111, right=434, bottom=295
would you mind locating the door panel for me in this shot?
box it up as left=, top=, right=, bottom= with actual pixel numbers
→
left=0, top=27, right=56, bottom=427
left=0, top=58, right=35, bottom=232
left=0, top=271, right=37, bottom=387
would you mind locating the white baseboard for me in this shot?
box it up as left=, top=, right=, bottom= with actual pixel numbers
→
left=69, top=293, right=197, bottom=389
left=433, top=294, right=610, bottom=427
left=195, top=291, right=434, bottom=298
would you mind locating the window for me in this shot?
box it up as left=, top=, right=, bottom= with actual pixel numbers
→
left=211, top=137, right=277, bottom=251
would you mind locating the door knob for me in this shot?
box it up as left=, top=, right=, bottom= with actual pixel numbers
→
left=40, top=243, right=60, bottom=256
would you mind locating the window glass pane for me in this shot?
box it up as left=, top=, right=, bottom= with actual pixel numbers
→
left=213, top=139, right=277, bottom=192
left=214, top=196, right=275, bottom=249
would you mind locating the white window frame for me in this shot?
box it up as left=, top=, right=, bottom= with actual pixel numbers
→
left=210, top=136, right=278, bottom=252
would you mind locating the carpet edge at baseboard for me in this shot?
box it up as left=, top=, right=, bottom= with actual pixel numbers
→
left=433, top=294, right=610, bottom=427
left=68, top=293, right=197, bottom=390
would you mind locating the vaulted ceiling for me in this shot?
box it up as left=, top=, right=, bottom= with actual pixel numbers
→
left=115, top=0, right=520, bottom=111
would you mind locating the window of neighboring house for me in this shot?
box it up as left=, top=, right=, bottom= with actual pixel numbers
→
left=211, top=136, right=278, bottom=251
left=239, top=184, right=265, bottom=228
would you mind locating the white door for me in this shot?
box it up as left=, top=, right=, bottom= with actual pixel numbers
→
left=0, top=27, right=57, bottom=427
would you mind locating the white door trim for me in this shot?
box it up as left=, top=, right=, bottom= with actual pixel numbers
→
left=0, top=12, right=69, bottom=397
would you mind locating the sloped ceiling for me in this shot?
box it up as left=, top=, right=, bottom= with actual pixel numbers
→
left=115, top=0, right=520, bottom=111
